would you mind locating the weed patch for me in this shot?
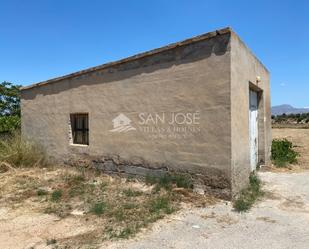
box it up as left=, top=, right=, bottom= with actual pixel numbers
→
left=172, top=174, right=194, bottom=189
left=1, top=166, right=200, bottom=245
left=90, top=202, right=107, bottom=216
left=46, top=238, right=57, bottom=245
left=51, top=189, right=62, bottom=202
left=113, top=209, right=125, bottom=221
left=37, top=189, right=48, bottom=196
left=146, top=173, right=193, bottom=191
left=0, top=132, right=49, bottom=168
left=106, top=225, right=138, bottom=239
left=149, top=196, right=174, bottom=214
left=233, top=173, right=263, bottom=212
left=117, top=226, right=135, bottom=239
left=123, top=188, right=143, bottom=197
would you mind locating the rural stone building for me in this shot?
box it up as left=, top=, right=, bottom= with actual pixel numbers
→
left=21, top=27, right=271, bottom=199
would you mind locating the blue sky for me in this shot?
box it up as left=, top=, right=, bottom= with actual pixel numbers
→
left=1, top=0, right=308, bottom=107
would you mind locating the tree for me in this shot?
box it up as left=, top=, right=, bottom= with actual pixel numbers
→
left=0, top=81, right=22, bottom=133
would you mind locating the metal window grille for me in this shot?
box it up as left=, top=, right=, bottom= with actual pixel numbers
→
left=70, top=113, right=89, bottom=145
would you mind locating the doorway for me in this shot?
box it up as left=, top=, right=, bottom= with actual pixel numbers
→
left=249, top=90, right=259, bottom=171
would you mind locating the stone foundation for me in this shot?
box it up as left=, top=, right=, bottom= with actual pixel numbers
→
left=64, top=154, right=232, bottom=200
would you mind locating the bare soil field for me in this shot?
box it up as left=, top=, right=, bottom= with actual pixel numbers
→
left=272, top=128, right=309, bottom=170
left=272, top=124, right=309, bottom=129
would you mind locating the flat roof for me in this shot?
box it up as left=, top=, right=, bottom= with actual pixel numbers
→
left=21, top=27, right=231, bottom=91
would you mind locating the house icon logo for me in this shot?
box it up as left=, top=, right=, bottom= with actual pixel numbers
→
left=109, top=113, right=136, bottom=133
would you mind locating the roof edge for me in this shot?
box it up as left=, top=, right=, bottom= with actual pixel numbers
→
left=21, top=27, right=232, bottom=91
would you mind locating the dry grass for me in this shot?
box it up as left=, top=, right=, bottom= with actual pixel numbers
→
left=0, top=132, right=49, bottom=168
left=0, top=134, right=218, bottom=248
left=0, top=165, right=217, bottom=248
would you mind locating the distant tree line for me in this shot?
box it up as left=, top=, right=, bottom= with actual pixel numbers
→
left=272, top=112, right=309, bottom=124
left=0, top=81, right=21, bottom=134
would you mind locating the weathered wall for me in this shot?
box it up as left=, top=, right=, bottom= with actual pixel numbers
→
left=230, top=32, right=271, bottom=196
left=21, top=32, right=232, bottom=197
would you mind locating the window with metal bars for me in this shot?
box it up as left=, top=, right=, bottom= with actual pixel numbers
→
left=70, top=113, right=89, bottom=145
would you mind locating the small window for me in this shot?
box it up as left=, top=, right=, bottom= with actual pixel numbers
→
left=70, top=113, right=89, bottom=145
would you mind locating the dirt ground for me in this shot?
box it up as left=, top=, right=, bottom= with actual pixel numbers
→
left=102, top=170, right=309, bottom=249
left=101, top=128, right=309, bottom=249
left=0, top=166, right=215, bottom=249
left=3, top=170, right=307, bottom=249
left=1, top=128, right=309, bottom=249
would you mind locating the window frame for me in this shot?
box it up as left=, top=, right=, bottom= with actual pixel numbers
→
left=70, top=113, right=89, bottom=145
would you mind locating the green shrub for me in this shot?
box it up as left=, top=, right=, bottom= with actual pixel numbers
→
left=51, top=190, right=62, bottom=202
left=0, top=116, right=20, bottom=133
left=46, top=238, right=57, bottom=245
left=157, top=175, right=174, bottom=190
left=90, top=202, right=107, bottom=216
left=172, top=174, right=194, bottom=189
left=233, top=196, right=251, bottom=211
left=37, top=189, right=48, bottom=196
left=0, top=81, right=21, bottom=133
left=233, top=173, right=263, bottom=212
left=248, top=174, right=261, bottom=193
left=145, top=173, right=193, bottom=190
left=0, top=132, right=48, bottom=168
left=271, top=139, right=298, bottom=167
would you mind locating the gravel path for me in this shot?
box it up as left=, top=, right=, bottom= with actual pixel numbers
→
left=103, top=171, right=309, bottom=249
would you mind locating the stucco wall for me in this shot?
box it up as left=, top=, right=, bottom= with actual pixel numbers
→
left=230, top=32, right=271, bottom=195
left=21, top=33, right=232, bottom=196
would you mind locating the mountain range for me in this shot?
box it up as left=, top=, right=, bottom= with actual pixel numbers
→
left=271, top=105, right=309, bottom=116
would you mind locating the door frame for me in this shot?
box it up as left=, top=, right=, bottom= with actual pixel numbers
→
left=249, top=87, right=261, bottom=171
